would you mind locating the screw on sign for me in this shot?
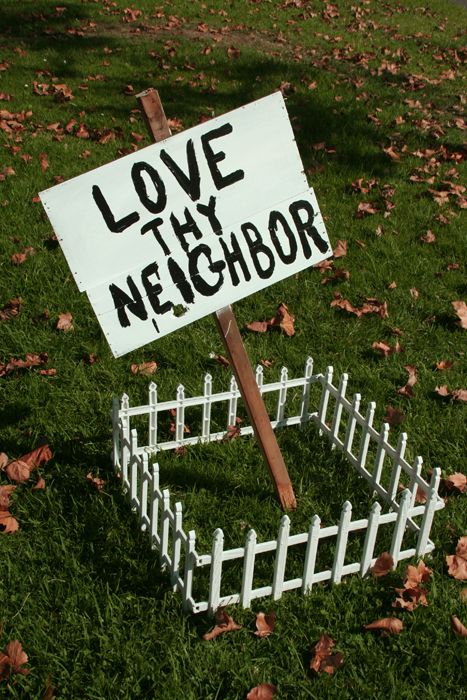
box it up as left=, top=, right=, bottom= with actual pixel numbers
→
left=39, top=89, right=333, bottom=510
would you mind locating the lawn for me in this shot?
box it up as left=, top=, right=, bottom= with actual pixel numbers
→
left=0, top=0, right=466, bottom=697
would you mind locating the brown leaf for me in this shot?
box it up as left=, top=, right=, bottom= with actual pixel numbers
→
left=246, top=684, right=277, bottom=700
left=310, top=634, right=344, bottom=674
left=451, top=615, right=467, bottom=638
left=420, top=230, right=436, bottom=243
left=260, top=359, right=273, bottom=369
left=56, top=311, right=73, bottom=331
left=321, top=269, right=350, bottom=285
left=452, top=301, right=467, bottom=329
left=0, top=452, right=9, bottom=470
left=356, top=201, right=378, bottom=218
left=20, top=444, right=52, bottom=471
left=245, top=320, right=269, bottom=333
left=364, top=618, right=403, bottom=635
left=371, top=340, right=401, bottom=357
left=371, top=552, right=394, bottom=577
left=435, top=384, right=450, bottom=397
left=40, top=152, right=49, bottom=172
left=0, top=640, right=29, bottom=678
left=269, top=303, right=295, bottom=337
left=441, top=473, right=466, bottom=494
left=410, top=288, right=420, bottom=300
left=0, top=297, right=22, bottom=321
left=383, top=406, right=405, bottom=426
left=86, top=472, right=105, bottom=491
left=224, top=424, right=241, bottom=440
left=255, top=611, right=276, bottom=638
left=446, top=536, right=467, bottom=580
left=333, top=239, right=347, bottom=258
left=397, top=365, right=417, bottom=398
left=452, top=389, right=467, bottom=402
left=130, top=361, right=157, bottom=375
left=392, top=586, right=428, bottom=611
left=0, top=510, right=19, bottom=533
left=0, top=352, right=48, bottom=377
left=436, top=360, right=453, bottom=370
left=210, top=353, right=230, bottom=368
left=0, top=484, right=15, bottom=510
left=202, top=609, right=242, bottom=640
left=32, top=475, right=46, bottom=490
left=5, top=460, right=30, bottom=483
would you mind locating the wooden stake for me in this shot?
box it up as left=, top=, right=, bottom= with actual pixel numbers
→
left=136, top=88, right=296, bottom=511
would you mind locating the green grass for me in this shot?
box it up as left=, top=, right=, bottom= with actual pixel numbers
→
left=0, top=0, right=466, bottom=697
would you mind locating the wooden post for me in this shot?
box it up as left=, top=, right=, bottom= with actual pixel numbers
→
left=136, top=88, right=296, bottom=511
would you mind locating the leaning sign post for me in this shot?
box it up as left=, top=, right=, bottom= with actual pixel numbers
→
left=40, top=89, right=332, bottom=510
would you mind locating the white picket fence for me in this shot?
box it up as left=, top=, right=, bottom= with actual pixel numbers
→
left=111, top=358, right=444, bottom=614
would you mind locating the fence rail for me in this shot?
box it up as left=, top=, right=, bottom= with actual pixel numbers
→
left=112, top=358, right=444, bottom=613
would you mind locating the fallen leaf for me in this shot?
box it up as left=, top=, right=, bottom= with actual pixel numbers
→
left=331, top=293, right=388, bottom=319
left=209, top=353, right=230, bottom=368
left=86, top=472, right=105, bottom=491
left=397, top=365, right=417, bottom=398
left=451, top=615, right=467, bottom=638
left=0, top=640, right=29, bottom=679
left=333, top=239, right=347, bottom=258
left=371, top=552, right=394, bottom=577
left=255, top=611, right=276, bottom=637
left=224, top=424, right=241, bottom=440
left=364, top=618, right=403, bottom=635
left=0, top=510, right=19, bottom=533
left=32, top=475, right=46, bottom=490
left=0, top=484, right=15, bottom=510
left=130, top=361, right=157, bottom=375
left=420, top=230, right=436, bottom=243
left=40, top=152, right=49, bottom=172
left=383, top=406, right=405, bottom=426
left=356, top=201, right=378, bottom=218
left=440, top=473, right=466, bottom=494
left=309, top=634, right=344, bottom=674
left=434, top=385, right=450, bottom=398
left=321, top=268, right=350, bottom=285
left=0, top=352, right=48, bottom=377
left=269, top=303, right=295, bottom=337
left=0, top=452, right=8, bottom=470
left=246, top=684, right=277, bottom=700
left=410, top=288, right=420, bottom=300
left=202, top=609, right=242, bottom=640
left=0, top=297, right=22, bottom=321
left=260, top=359, right=273, bottom=369
left=393, top=586, right=428, bottom=611
left=446, top=536, right=467, bottom=580
left=56, top=311, right=73, bottom=331
left=452, top=301, right=467, bottom=329
left=436, top=360, right=453, bottom=370
left=19, top=444, right=52, bottom=471
left=371, top=340, right=401, bottom=357
left=5, top=460, right=30, bottom=483
left=435, top=385, right=467, bottom=401
left=245, top=320, right=269, bottom=333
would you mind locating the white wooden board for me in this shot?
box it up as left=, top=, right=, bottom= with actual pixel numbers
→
left=40, top=92, right=332, bottom=356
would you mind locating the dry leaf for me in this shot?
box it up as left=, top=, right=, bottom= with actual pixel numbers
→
left=404, top=560, right=432, bottom=587
left=364, top=618, right=403, bottom=635
left=0, top=297, right=21, bottom=321
left=372, top=340, right=401, bottom=357
left=20, top=444, right=52, bottom=471
left=0, top=484, right=15, bottom=510
left=383, top=406, right=405, bottom=426
left=209, top=353, right=230, bottom=368
left=0, top=640, right=29, bottom=679
left=440, top=473, right=466, bottom=494
left=86, top=472, right=105, bottom=491
left=5, top=460, right=30, bottom=483
left=436, top=360, right=453, bottom=370
left=245, top=320, right=269, bottom=333
left=32, top=475, right=46, bottom=490
left=451, top=615, right=467, bottom=638
left=371, top=552, right=394, bottom=577
left=446, top=536, right=467, bottom=580
left=0, top=452, right=8, bottom=470
left=202, top=609, right=242, bottom=640
left=130, top=361, right=157, bottom=375
left=420, top=230, right=436, bottom=243
left=398, top=365, right=417, bottom=398
left=269, top=303, right=295, bottom=337
left=309, top=634, right=344, bottom=674
left=452, top=301, right=467, bottom=329
left=56, top=311, right=73, bottom=331
left=333, top=239, right=347, bottom=258
left=255, top=611, right=276, bottom=638
left=0, top=510, right=19, bottom=533
left=246, top=684, right=277, bottom=700
left=393, top=586, right=428, bottom=611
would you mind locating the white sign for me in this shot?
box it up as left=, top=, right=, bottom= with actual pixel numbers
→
left=40, top=92, right=332, bottom=357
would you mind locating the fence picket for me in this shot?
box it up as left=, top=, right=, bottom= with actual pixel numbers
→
left=121, top=394, right=130, bottom=487
left=130, top=429, right=139, bottom=508
left=330, top=373, right=348, bottom=449
left=408, top=457, right=423, bottom=509
left=317, top=366, right=333, bottom=434
left=240, top=529, right=257, bottom=608
left=183, top=529, right=197, bottom=610
left=299, top=357, right=314, bottom=426
left=387, top=433, right=407, bottom=503
left=360, top=501, right=382, bottom=576
left=160, top=489, right=171, bottom=569
left=148, top=382, right=157, bottom=449
left=255, top=365, right=264, bottom=394
left=357, top=402, right=376, bottom=469
left=272, top=515, right=290, bottom=600
left=302, top=515, right=321, bottom=593
left=176, top=385, right=185, bottom=444
left=372, top=423, right=390, bottom=493
left=139, top=453, right=149, bottom=529
left=276, top=367, right=288, bottom=425
left=111, top=396, right=120, bottom=470
left=415, top=468, right=441, bottom=555
left=202, top=374, right=212, bottom=440
left=343, top=393, right=361, bottom=456
left=208, top=529, right=224, bottom=615
left=227, top=375, right=238, bottom=427
left=331, top=501, right=352, bottom=583
left=389, top=489, right=411, bottom=564
left=149, top=463, right=160, bottom=548
left=171, top=502, right=183, bottom=591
